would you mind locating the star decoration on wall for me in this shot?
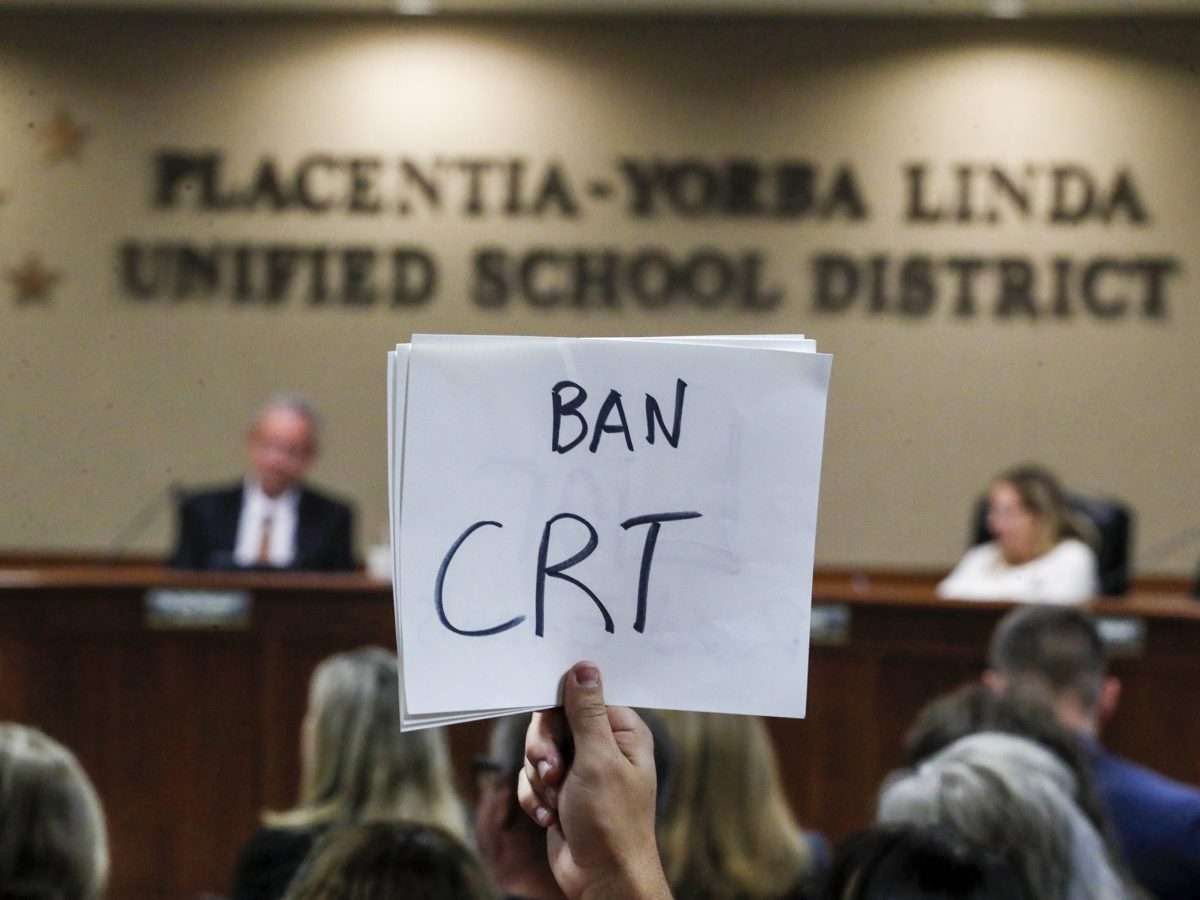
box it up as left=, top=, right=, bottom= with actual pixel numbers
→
left=7, top=254, right=60, bottom=305
left=37, top=108, right=89, bottom=164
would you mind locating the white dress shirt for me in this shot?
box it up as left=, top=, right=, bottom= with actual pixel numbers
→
left=233, top=479, right=300, bottom=567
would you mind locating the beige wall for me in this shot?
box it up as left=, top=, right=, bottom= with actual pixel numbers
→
left=1, top=13, right=1197, bottom=575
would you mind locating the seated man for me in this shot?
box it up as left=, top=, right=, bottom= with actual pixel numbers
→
left=985, top=605, right=1200, bottom=900
left=170, top=396, right=355, bottom=571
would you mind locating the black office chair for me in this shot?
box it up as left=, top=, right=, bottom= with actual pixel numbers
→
left=971, top=493, right=1134, bottom=597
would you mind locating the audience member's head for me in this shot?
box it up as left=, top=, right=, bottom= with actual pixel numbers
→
left=0, top=723, right=108, bottom=900
left=985, top=605, right=1118, bottom=735
left=905, top=682, right=1065, bottom=766
left=658, top=711, right=818, bottom=898
left=247, top=395, right=319, bottom=498
left=987, top=464, right=1079, bottom=564
left=473, top=714, right=564, bottom=900
left=818, top=823, right=1033, bottom=899
left=902, top=682, right=1115, bottom=842
left=878, top=732, right=1126, bottom=900
left=282, top=820, right=499, bottom=900
left=267, top=647, right=468, bottom=839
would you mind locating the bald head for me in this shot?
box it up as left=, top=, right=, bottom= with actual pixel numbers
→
left=246, top=397, right=318, bottom=497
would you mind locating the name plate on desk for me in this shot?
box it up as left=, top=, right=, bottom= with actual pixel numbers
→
left=811, top=603, right=852, bottom=645
left=1094, top=615, right=1146, bottom=657
left=144, top=589, right=252, bottom=630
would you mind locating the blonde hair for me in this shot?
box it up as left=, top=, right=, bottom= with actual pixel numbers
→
left=992, top=464, right=1083, bottom=554
left=283, top=821, right=500, bottom=900
left=265, top=647, right=468, bottom=840
left=658, top=712, right=813, bottom=899
left=0, top=723, right=108, bottom=900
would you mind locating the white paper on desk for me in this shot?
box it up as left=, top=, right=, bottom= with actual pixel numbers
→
left=396, top=334, right=831, bottom=722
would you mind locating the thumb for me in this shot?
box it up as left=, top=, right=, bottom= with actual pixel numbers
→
left=562, top=661, right=617, bottom=760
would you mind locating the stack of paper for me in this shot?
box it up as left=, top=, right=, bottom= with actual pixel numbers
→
left=388, top=335, right=831, bottom=729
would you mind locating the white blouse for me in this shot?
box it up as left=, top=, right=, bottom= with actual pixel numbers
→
left=936, top=538, right=1099, bottom=605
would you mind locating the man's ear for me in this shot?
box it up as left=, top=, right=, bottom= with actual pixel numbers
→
left=1097, top=676, right=1121, bottom=727
left=982, top=670, right=1009, bottom=695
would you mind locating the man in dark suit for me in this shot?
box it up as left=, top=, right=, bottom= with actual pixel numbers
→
left=170, top=396, right=355, bottom=572
left=985, top=605, right=1200, bottom=900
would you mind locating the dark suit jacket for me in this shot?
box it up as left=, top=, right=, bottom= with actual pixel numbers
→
left=169, top=482, right=355, bottom=572
left=1087, top=740, right=1200, bottom=899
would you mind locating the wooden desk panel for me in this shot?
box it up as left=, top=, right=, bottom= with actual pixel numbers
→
left=0, top=566, right=1197, bottom=897
left=0, top=571, right=403, bottom=898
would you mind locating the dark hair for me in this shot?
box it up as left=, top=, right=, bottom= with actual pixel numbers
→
left=901, top=683, right=1119, bottom=854
left=283, top=821, right=499, bottom=900
left=817, top=824, right=1033, bottom=899
left=904, top=683, right=1081, bottom=770
left=988, top=606, right=1107, bottom=710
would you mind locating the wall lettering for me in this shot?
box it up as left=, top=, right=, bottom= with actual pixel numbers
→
left=116, top=151, right=1181, bottom=321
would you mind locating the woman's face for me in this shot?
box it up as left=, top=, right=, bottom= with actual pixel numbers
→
left=987, top=481, right=1041, bottom=564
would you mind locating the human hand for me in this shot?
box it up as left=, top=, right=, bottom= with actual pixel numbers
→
left=517, top=661, right=671, bottom=900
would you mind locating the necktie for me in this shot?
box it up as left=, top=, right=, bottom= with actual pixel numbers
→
left=257, top=514, right=273, bottom=566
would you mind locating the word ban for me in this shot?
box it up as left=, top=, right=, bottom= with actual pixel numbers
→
left=552, top=378, right=688, bottom=453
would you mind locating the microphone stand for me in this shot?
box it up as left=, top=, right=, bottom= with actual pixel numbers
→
left=107, top=482, right=184, bottom=557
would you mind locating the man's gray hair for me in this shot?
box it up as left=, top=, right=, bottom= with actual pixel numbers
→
left=256, top=393, right=321, bottom=442
left=878, top=732, right=1126, bottom=900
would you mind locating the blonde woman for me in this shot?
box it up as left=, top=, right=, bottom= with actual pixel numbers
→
left=657, top=712, right=824, bottom=899
left=231, top=647, right=469, bottom=900
left=937, top=465, right=1098, bottom=605
left=0, top=723, right=108, bottom=900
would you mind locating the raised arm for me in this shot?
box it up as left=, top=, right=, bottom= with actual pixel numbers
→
left=517, top=662, right=672, bottom=900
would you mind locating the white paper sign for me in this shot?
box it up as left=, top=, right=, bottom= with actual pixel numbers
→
left=391, top=335, right=831, bottom=725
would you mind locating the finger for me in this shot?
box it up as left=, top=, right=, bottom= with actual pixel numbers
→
left=517, top=764, right=558, bottom=828
left=561, top=661, right=619, bottom=766
left=520, top=754, right=560, bottom=813
left=524, top=707, right=566, bottom=809
left=527, top=707, right=566, bottom=783
left=608, top=705, right=655, bottom=768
